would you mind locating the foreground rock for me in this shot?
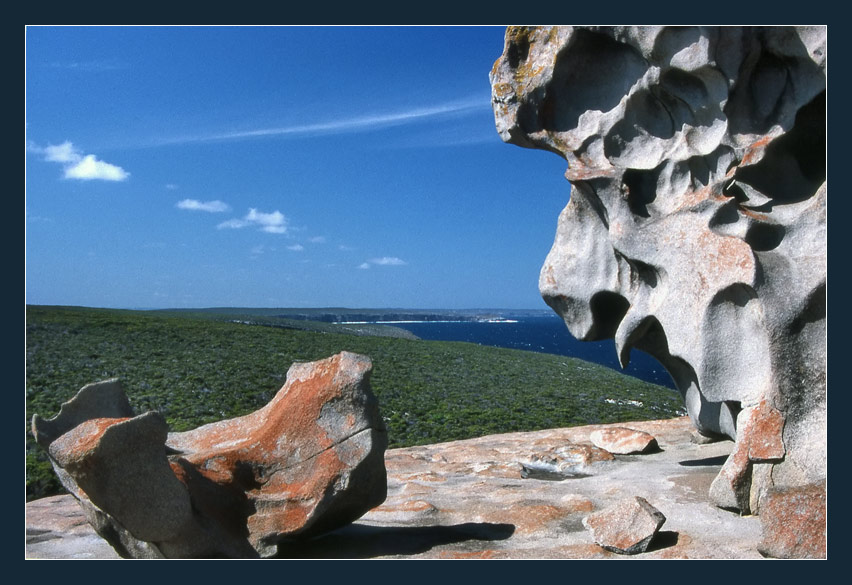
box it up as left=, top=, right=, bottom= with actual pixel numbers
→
left=31, top=352, right=388, bottom=558
left=758, top=483, right=827, bottom=559
left=590, top=427, right=658, bottom=455
left=491, top=26, right=826, bottom=518
left=582, top=496, right=666, bottom=555
left=29, top=417, right=773, bottom=559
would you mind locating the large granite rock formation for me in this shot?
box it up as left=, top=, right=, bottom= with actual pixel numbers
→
left=31, top=351, right=388, bottom=558
left=490, top=26, right=826, bottom=523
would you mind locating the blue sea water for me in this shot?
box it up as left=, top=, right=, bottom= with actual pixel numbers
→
left=390, top=316, right=676, bottom=389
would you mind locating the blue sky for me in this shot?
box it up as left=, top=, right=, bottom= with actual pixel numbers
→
left=26, top=26, right=571, bottom=309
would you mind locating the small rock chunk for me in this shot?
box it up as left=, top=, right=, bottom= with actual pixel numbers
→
left=589, top=427, right=658, bottom=455
left=582, top=496, right=667, bottom=555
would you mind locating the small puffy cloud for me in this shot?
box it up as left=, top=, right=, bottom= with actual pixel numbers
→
left=358, top=262, right=371, bottom=270
left=246, top=208, right=287, bottom=234
left=217, top=208, right=288, bottom=234
left=64, top=155, right=130, bottom=181
left=165, top=184, right=179, bottom=190
left=43, top=141, right=80, bottom=163
left=308, top=236, right=326, bottom=244
left=287, top=244, right=304, bottom=251
left=37, top=141, right=129, bottom=181
left=370, top=257, right=407, bottom=266
left=176, top=199, right=230, bottom=213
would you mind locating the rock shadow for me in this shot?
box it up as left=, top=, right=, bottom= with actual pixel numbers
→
left=275, top=522, right=516, bottom=559
left=678, top=455, right=729, bottom=467
left=646, top=530, right=679, bottom=552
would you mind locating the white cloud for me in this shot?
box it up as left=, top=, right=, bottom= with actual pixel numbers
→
left=217, top=218, right=249, bottom=229
left=176, top=199, right=230, bottom=213
left=358, top=257, right=407, bottom=269
left=156, top=95, right=488, bottom=146
left=49, top=59, right=128, bottom=72
left=246, top=208, right=287, bottom=234
left=287, top=244, right=304, bottom=252
left=165, top=184, right=179, bottom=190
left=43, top=141, right=80, bottom=163
left=308, top=236, right=326, bottom=244
left=370, top=257, right=407, bottom=266
left=64, top=155, right=130, bottom=181
left=37, top=141, right=129, bottom=181
left=217, top=208, right=288, bottom=234
left=339, top=245, right=354, bottom=251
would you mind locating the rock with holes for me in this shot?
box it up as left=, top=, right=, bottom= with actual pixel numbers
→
left=582, top=496, right=667, bottom=554
left=31, top=352, right=388, bottom=558
left=490, top=26, right=826, bottom=525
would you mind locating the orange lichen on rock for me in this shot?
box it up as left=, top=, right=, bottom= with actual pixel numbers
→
left=32, top=352, right=388, bottom=558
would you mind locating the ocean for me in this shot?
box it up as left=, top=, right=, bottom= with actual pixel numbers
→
left=385, top=315, right=676, bottom=389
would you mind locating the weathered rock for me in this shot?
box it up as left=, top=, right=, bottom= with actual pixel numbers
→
left=31, top=351, right=388, bottom=558
left=491, top=26, right=826, bottom=515
left=519, top=442, right=615, bottom=479
left=758, top=483, right=826, bottom=559
left=709, top=400, right=786, bottom=513
left=28, top=417, right=771, bottom=559
left=582, top=496, right=667, bottom=554
left=590, top=427, right=658, bottom=454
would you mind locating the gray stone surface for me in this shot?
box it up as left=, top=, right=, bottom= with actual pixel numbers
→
left=30, top=352, right=387, bottom=558
left=490, top=26, right=826, bottom=517
left=27, top=417, right=767, bottom=560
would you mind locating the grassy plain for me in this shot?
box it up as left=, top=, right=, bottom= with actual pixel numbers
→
left=25, top=305, right=685, bottom=500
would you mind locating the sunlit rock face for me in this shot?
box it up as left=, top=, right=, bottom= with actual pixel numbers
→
left=491, top=26, right=825, bottom=513
left=31, top=352, right=388, bottom=558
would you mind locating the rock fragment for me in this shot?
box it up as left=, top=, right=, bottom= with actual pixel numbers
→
left=709, top=400, right=786, bottom=513
left=582, top=496, right=667, bottom=555
left=519, top=443, right=614, bottom=479
left=31, top=351, right=388, bottom=558
left=589, top=427, right=658, bottom=454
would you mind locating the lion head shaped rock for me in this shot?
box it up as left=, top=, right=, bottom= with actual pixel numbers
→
left=491, top=26, right=825, bottom=513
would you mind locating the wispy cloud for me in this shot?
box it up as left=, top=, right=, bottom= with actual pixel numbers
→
left=35, top=141, right=129, bottom=181
left=43, top=142, right=79, bottom=163
left=48, top=59, right=128, bottom=72
left=370, top=257, right=407, bottom=266
left=218, top=208, right=288, bottom=234
left=359, top=256, right=407, bottom=269
left=156, top=95, right=488, bottom=146
left=176, top=199, right=230, bottom=213
left=165, top=183, right=179, bottom=190
left=308, top=236, right=326, bottom=244
left=287, top=244, right=304, bottom=252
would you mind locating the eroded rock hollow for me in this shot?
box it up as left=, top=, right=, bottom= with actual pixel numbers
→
left=31, top=351, right=388, bottom=558
left=491, top=26, right=826, bottom=515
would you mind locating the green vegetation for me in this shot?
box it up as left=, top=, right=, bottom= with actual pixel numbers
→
left=25, top=305, right=685, bottom=501
left=145, top=308, right=421, bottom=339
